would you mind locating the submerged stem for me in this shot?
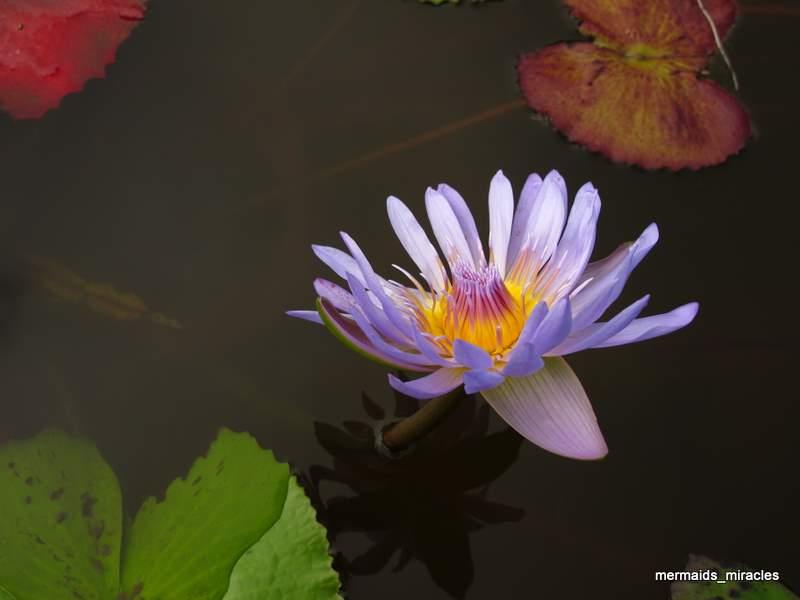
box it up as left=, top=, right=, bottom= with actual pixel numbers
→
left=380, top=387, right=466, bottom=453
left=696, top=0, right=740, bottom=90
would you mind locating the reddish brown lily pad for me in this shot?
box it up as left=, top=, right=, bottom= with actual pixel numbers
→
left=518, top=0, right=751, bottom=170
left=0, top=0, right=145, bottom=119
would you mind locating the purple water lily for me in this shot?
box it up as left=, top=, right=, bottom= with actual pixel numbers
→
left=289, top=170, right=697, bottom=460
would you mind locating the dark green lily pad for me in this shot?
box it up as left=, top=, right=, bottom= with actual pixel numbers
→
left=0, top=430, right=122, bottom=600
left=672, top=555, right=797, bottom=600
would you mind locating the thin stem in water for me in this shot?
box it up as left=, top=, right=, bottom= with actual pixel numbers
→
left=696, top=0, right=740, bottom=90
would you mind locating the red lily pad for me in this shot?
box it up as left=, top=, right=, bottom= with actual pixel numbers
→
left=518, top=0, right=751, bottom=170
left=0, top=0, right=145, bottom=119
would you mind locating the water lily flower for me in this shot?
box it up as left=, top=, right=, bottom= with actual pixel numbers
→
left=289, top=170, right=698, bottom=460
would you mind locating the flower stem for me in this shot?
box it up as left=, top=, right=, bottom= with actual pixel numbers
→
left=381, top=387, right=465, bottom=452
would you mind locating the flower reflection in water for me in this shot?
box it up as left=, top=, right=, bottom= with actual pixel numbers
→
left=305, top=390, right=524, bottom=599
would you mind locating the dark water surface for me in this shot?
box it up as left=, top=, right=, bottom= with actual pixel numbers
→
left=1, top=1, right=798, bottom=598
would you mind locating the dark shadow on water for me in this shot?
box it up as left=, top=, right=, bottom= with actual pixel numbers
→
left=304, top=391, right=525, bottom=599
left=0, top=256, right=29, bottom=445
left=0, top=256, right=27, bottom=347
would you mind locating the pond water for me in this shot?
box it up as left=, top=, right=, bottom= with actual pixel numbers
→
left=1, top=1, right=798, bottom=599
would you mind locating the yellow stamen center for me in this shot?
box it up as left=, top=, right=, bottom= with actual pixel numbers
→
left=415, top=263, right=527, bottom=356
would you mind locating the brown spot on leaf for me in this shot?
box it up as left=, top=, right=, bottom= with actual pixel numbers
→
left=80, top=492, right=97, bottom=518
left=56, top=511, right=68, bottom=523
left=50, top=487, right=65, bottom=500
left=25, top=476, right=34, bottom=486
left=89, top=521, right=105, bottom=540
left=192, top=476, right=202, bottom=486
left=117, top=581, right=144, bottom=600
left=90, top=557, right=104, bottom=573
left=24, top=495, right=32, bottom=504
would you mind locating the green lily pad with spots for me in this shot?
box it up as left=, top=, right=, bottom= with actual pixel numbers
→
left=0, top=430, right=123, bottom=600
left=0, top=429, right=340, bottom=599
left=223, top=476, right=343, bottom=600
left=672, top=555, right=798, bottom=600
